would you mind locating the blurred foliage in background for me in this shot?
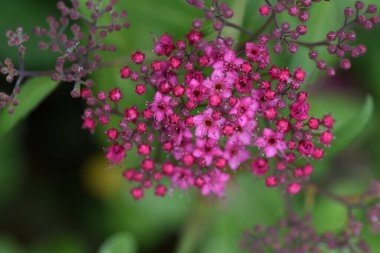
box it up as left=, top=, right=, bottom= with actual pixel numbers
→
left=0, top=0, right=380, bottom=252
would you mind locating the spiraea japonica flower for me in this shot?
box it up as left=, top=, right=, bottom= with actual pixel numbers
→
left=82, top=33, right=336, bottom=200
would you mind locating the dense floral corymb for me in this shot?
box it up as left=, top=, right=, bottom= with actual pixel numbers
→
left=82, top=29, right=334, bottom=200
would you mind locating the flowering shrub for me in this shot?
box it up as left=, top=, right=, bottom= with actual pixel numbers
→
left=1, top=0, right=380, bottom=252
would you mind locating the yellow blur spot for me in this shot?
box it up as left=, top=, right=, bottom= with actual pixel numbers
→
left=81, top=153, right=124, bottom=200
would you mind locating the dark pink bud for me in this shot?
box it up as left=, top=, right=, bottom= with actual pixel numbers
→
left=340, top=59, right=351, bottom=70
left=123, top=169, right=135, bottom=181
left=136, top=123, right=147, bottom=133
left=131, top=51, right=145, bottom=64
left=124, top=106, right=139, bottom=122
left=138, top=143, right=151, bottom=156
left=265, top=176, right=277, bottom=187
left=308, top=117, right=320, bottom=129
left=294, top=67, right=306, bottom=82
left=142, top=159, right=155, bottom=171
left=259, top=5, right=271, bottom=16
left=162, top=162, right=174, bottom=175
left=173, top=85, right=185, bottom=97
left=209, top=94, right=221, bottom=107
left=320, top=131, right=334, bottom=146
left=131, top=187, right=144, bottom=200
left=276, top=119, right=290, bottom=133
left=215, top=157, right=227, bottom=169
left=288, top=5, right=299, bottom=16
left=106, top=128, right=119, bottom=141
left=287, top=183, right=301, bottom=194
left=155, top=185, right=167, bottom=197
left=182, top=154, right=195, bottom=166
left=120, top=66, right=131, bottom=78
left=251, top=158, right=269, bottom=175
left=298, top=140, right=314, bottom=156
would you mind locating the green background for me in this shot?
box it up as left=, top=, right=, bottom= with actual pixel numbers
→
left=1, top=0, right=380, bottom=252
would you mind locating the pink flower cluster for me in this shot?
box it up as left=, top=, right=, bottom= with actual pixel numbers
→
left=82, top=29, right=334, bottom=200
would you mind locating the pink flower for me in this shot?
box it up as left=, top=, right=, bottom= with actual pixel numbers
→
left=186, top=79, right=209, bottom=103
left=193, top=108, right=225, bottom=139
left=213, top=49, right=244, bottom=81
left=193, top=138, right=222, bottom=166
left=229, top=119, right=256, bottom=145
left=150, top=92, right=173, bottom=122
left=154, top=34, right=175, bottom=56
left=172, top=132, right=194, bottom=160
left=201, top=169, right=230, bottom=197
left=255, top=128, right=287, bottom=158
left=290, top=101, right=309, bottom=121
left=251, top=158, right=269, bottom=175
left=202, top=69, right=233, bottom=98
left=170, top=167, right=194, bottom=190
left=106, top=143, right=126, bottom=164
left=245, top=42, right=270, bottom=69
left=230, top=97, right=258, bottom=119
left=223, top=140, right=250, bottom=170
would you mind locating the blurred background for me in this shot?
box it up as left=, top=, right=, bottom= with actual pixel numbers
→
left=0, top=0, right=380, bottom=252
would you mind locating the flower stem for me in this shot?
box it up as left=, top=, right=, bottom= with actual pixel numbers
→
left=176, top=200, right=212, bottom=253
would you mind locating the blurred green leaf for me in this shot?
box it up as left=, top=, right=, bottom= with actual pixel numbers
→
left=29, top=235, right=86, bottom=253
left=0, top=236, right=24, bottom=253
left=312, top=198, right=347, bottom=232
left=98, top=232, right=137, bottom=253
left=99, top=188, right=191, bottom=252
left=0, top=76, right=58, bottom=137
left=329, top=95, right=374, bottom=156
left=0, top=127, right=24, bottom=206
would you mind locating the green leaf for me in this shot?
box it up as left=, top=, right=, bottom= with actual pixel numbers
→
left=0, top=76, right=58, bottom=137
left=0, top=236, right=24, bottom=253
left=330, top=95, right=374, bottom=156
left=98, top=233, right=137, bottom=253
left=0, top=127, right=24, bottom=206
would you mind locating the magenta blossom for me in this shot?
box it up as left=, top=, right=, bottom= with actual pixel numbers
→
left=193, top=108, right=225, bottom=139
left=170, top=167, right=194, bottom=190
left=230, top=119, right=257, bottom=145
left=193, top=138, right=223, bottom=166
left=202, top=69, right=233, bottom=99
left=255, top=128, right=287, bottom=158
left=230, top=96, right=258, bottom=119
left=150, top=91, right=173, bottom=122
left=223, top=140, right=250, bottom=170
left=186, top=78, right=209, bottom=103
left=213, top=49, right=244, bottom=82
left=201, top=169, right=230, bottom=197
left=105, top=143, right=126, bottom=164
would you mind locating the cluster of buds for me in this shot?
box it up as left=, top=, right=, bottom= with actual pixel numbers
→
left=82, top=25, right=335, bottom=199
left=257, top=0, right=379, bottom=76
left=6, top=27, right=29, bottom=57
left=241, top=213, right=370, bottom=253
left=242, top=180, right=380, bottom=252
left=0, top=27, right=30, bottom=111
left=0, top=0, right=129, bottom=112
left=188, top=0, right=379, bottom=77
left=1, top=57, right=18, bottom=86
left=34, top=0, right=129, bottom=94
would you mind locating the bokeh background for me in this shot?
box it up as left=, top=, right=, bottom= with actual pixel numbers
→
left=1, top=0, right=380, bottom=252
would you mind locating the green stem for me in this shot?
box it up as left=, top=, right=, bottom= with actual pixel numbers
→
left=176, top=200, right=211, bottom=253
